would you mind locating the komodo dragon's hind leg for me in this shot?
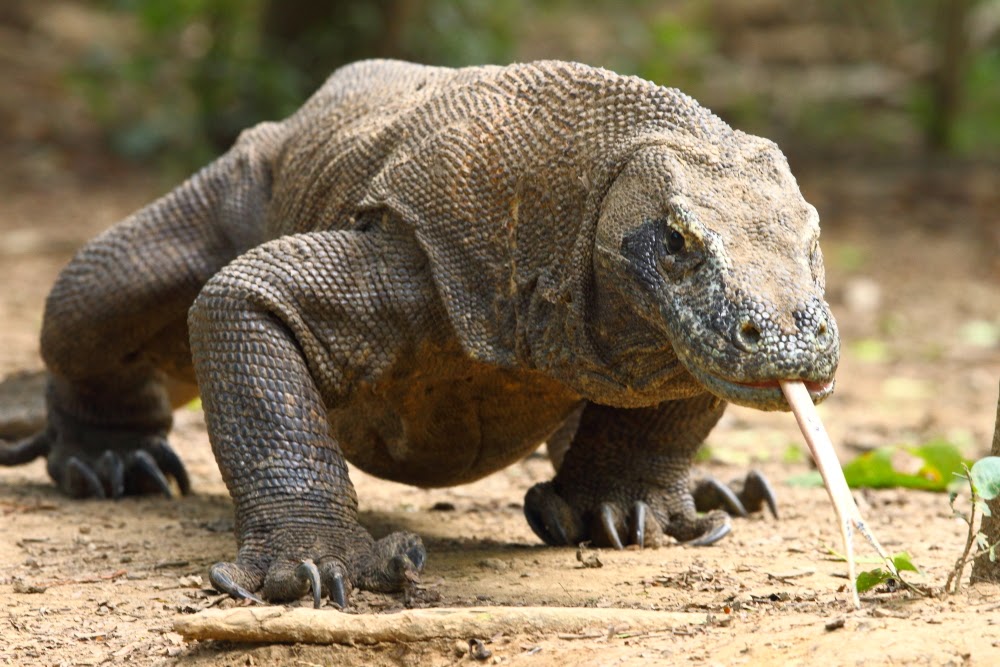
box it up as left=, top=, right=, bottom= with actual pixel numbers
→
left=0, top=123, right=281, bottom=498
left=525, top=395, right=776, bottom=549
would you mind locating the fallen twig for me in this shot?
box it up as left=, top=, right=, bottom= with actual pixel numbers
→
left=174, top=606, right=706, bottom=645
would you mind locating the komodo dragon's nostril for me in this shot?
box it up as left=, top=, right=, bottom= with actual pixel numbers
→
left=734, top=320, right=762, bottom=352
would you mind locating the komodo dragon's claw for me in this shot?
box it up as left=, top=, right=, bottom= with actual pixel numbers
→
left=591, top=501, right=664, bottom=550
left=129, top=450, right=174, bottom=498
left=595, top=503, right=624, bottom=549
left=65, top=456, right=106, bottom=498
left=692, top=478, right=748, bottom=517
left=0, top=431, right=51, bottom=465
left=692, top=469, right=778, bottom=519
left=149, top=438, right=191, bottom=495
left=743, top=470, right=779, bottom=519
left=682, top=519, right=731, bottom=546
left=208, top=562, right=266, bottom=604
left=294, top=560, right=323, bottom=609
left=95, top=450, right=125, bottom=498
left=290, top=559, right=348, bottom=609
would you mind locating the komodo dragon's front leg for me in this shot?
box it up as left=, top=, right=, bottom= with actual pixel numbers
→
left=525, top=395, right=775, bottom=548
left=189, top=228, right=436, bottom=606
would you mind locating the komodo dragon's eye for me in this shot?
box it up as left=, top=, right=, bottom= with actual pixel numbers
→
left=665, top=229, right=686, bottom=255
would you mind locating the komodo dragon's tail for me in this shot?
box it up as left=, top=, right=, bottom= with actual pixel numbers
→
left=0, top=370, right=50, bottom=464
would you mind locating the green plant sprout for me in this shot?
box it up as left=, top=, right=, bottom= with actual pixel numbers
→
left=945, top=457, right=1000, bottom=594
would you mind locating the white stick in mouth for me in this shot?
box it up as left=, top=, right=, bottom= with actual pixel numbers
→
left=779, top=379, right=897, bottom=609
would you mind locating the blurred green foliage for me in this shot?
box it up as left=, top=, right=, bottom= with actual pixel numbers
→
left=68, top=0, right=1000, bottom=172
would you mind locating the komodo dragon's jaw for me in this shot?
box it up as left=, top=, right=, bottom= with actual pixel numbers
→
left=591, top=138, right=839, bottom=411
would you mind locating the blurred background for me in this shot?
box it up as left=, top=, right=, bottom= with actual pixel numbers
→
left=2, top=0, right=1000, bottom=175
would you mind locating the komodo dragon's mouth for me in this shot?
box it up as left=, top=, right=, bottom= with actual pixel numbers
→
left=698, top=373, right=835, bottom=411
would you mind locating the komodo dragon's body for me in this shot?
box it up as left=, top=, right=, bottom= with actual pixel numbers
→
left=0, top=60, right=839, bottom=606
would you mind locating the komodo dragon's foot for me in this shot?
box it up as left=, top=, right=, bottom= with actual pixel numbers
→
left=3, top=426, right=190, bottom=499
left=209, top=524, right=426, bottom=609
left=524, top=469, right=777, bottom=550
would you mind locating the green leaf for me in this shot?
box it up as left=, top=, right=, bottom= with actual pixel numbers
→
left=970, top=457, right=1000, bottom=500
left=837, top=441, right=970, bottom=492
left=891, top=552, right=919, bottom=573
left=976, top=500, right=993, bottom=517
left=856, top=568, right=892, bottom=593
left=976, top=531, right=990, bottom=550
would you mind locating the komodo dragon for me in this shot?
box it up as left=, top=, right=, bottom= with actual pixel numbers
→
left=0, top=60, right=839, bottom=607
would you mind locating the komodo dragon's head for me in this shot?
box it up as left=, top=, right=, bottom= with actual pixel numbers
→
left=591, top=137, right=839, bottom=411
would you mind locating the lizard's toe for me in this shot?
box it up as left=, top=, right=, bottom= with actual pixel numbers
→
left=590, top=501, right=664, bottom=549
left=64, top=456, right=106, bottom=499
left=208, top=561, right=266, bottom=604
left=293, top=559, right=322, bottom=609
left=665, top=509, right=732, bottom=545
left=691, top=476, right=748, bottom=517
left=94, top=450, right=126, bottom=499
left=524, top=481, right=585, bottom=546
left=124, top=449, right=174, bottom=497
left=146, top=437, right=191, bottom=495
left=692, top=469, right=778, bottom=519
left=260, top=556, right=354, bottom=606
left=741, top=470, right=778, bottom=518
left=351, top=531, right=425, bottom=593
left=0, top=431, right=51, bottom=466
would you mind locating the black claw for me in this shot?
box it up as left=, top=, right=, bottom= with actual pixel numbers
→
left=527, top=504, right=571, bottom=546
left=631, top=501, right=648, bottom=548
left=295, top=560, right=322, bottom=609
left=151, top=439, right=191, bottom=495
left=209, top=564, right=265, bottom=604
left=65, top=456, right=106, bottom=499
left=96, top=451, right=125, bottom=499
left=329, top=570, right=347, bottom=609
left=685, top=520, right=732, bottom=547
left=744, top=470, right=779, bottom=519
left=0, top=432, right=51, bottom=465
left=596, top=503, right=624, bottom=550
left=130, top=450, right=173, bottom=498
left=709, top=478, right=749, bottom=517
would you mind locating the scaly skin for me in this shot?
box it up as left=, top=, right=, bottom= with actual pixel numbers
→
left=0, top=60, right=839, bottom=606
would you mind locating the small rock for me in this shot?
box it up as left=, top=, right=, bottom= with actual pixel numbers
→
left=177, top=574, right=204, bottom=588
left=12, top=578, right=47, bottom=594
left=576, top=547, right=603, bottom=569
left=469, top=638, right=492, bottom=661
left=478, top=558, right=509, bottom=573
left=825, top=617, right=846, bottom=631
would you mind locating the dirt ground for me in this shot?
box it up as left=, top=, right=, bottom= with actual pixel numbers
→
left=1, top=152, right=999, bottom=667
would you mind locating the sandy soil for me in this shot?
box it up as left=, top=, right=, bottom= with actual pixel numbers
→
left=1, top=157, right=998, bottom=666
